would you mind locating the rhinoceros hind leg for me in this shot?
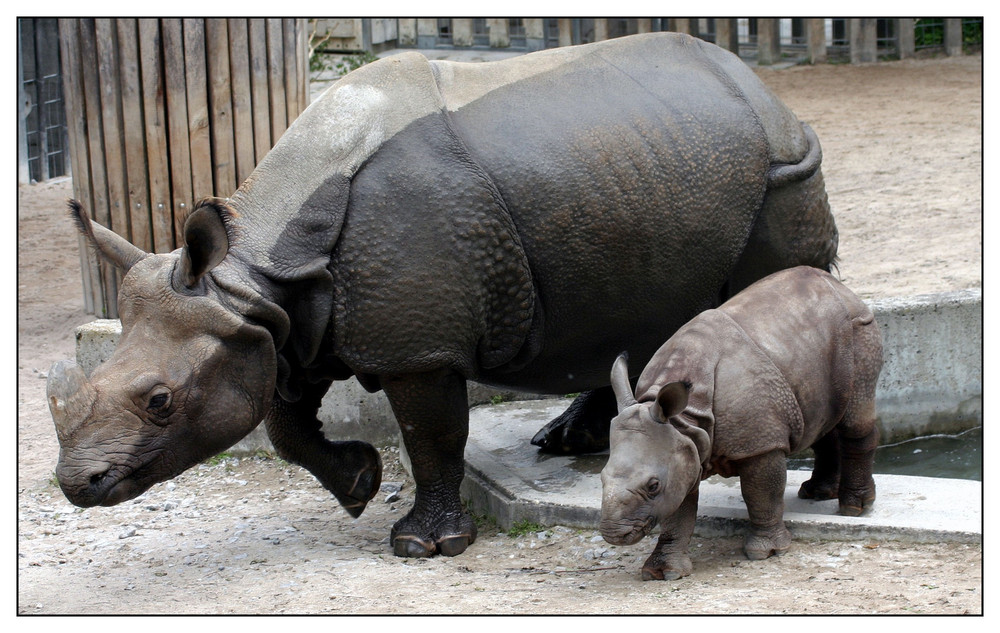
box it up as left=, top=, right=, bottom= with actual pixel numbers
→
left=798, top=429, right=841, bottom=500
left=264, top=381, right=382, bottom=518
left=530, top=387, right=617, bottom=454
left=382, top=369, right=477, bottom=557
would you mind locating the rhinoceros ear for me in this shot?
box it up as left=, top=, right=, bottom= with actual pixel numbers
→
left=175, top=198, right=230, bottom=289
left=69, top=200, right=148, bottom=272
left=652, top=381, right=690, bottom=422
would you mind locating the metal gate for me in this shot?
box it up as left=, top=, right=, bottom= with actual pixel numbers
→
left=18, top=18, right=69, bottom=183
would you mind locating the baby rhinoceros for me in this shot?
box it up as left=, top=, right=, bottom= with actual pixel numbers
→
left=600, top=266, right=883, bottom=581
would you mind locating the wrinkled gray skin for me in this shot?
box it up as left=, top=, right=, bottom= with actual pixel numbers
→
left=49, top=33, right=839, bottom=559
left=600, top=267, right=883, bottom=580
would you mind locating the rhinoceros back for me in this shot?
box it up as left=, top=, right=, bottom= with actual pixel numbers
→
left=443, top=33, right=806, bottom=390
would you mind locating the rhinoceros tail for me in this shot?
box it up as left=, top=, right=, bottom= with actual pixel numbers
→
left=767, top=123, right=822, bottom=187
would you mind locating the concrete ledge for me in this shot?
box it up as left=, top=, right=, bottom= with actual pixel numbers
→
left=868, top=288, right=982, bottom=442
left=70, top=288, right=982, bottom=452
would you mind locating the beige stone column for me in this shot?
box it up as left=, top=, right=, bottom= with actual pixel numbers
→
left=487, top=18, right=509, bottom=47
left=557, top=18, right=573, bottom=46
left=715, top=18, right=739, bottom=52
left=594, top=18, right=608, bottom=41
left=757, top=18, right=781, bottom=65
left=670, top=18, right=692, bottom=34
left=452, top=18, right=473, bottom=47
left=397, top=18, right=417, bottom=47
left=807, top=18, right=826, bottom=63
left=636, top=19, right=651, bottom=34
left=944, top=18, right=963, bottom=56
left=897, top=18, right=915, bottom=59
left=849, top=18, right=877, bottom=63
left=525, top=18, right=544, bottom=50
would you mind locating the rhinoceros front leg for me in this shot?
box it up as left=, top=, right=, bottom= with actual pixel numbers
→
left=381, top=368, right=477, bottom=558
left=264, top=380, right=382, bottom=518
left=640, top=488, right=699, bottom=581
left=530, top=387, right=617, bottom=454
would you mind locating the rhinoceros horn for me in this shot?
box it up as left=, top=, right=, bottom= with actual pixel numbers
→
left=610, top=353, right=637, bottom=413
left=69, top=200, right=147, bottom=272
left=47, top=360, right=97, bottom=443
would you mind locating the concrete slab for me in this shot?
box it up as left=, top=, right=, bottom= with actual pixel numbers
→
left=461, top=400, right=982, bottom=544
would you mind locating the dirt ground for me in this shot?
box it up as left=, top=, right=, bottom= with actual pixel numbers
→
left=17, top=54, right=982, bottom=616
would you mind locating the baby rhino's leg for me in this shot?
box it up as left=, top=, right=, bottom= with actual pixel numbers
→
left=737, top=450, right=792, bottom=560
left=641, top=490, right=698, bottom=580
left=798, top=428, right=840, bottom=500
left=837, top=318, right=882, bottom=516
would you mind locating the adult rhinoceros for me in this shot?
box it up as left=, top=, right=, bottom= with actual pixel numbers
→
left=48, top=32, right=837, bottom=558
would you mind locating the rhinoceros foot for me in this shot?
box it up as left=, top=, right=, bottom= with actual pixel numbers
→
left=530, top=388, right=616, bottom=454
left=390, top=511, right=478, bottom=558
left=797, top=477, right=839, bottom=501
left=743, top=524, right=792, bottom=560
left=322, top=441, right=382, bottom=519
left=640, top=553, right=693, bottom=581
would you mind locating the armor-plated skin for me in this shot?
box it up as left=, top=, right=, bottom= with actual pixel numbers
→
left=600, top=267, right=883, bottom=580
left=49, top=33, right=839, bottom=559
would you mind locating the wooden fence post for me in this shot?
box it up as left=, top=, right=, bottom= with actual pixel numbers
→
left=59, top=18, right=309, bottom=317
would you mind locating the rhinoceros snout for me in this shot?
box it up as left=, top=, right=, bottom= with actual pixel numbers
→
left=599, top=514, right=656, bottom=545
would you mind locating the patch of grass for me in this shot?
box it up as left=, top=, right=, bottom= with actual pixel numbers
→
left=203, top=452, right=233, bottom=466
left=490, top=394, right=506, bottom=405
left=506, top=519, right=545, bottom=538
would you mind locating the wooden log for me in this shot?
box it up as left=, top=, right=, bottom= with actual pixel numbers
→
left=116, top=18, right=153, bottom=252
left=161, top=19, right=194, bottom=241
left=94, top=20, right=130, bottom=243
left=58, top=18, right=98, bottom=313
left=248, top=19, right=271, bottom=163
left=266, top=18, right=287, bottom=142
left=296, top=19, right=308, bottom=111
left=205, top=18, right=237, bottom=196
left=282, top=19, right=298, bottom=124
left=138, top=18, right=174, bottom=253
left=183, top=18, right=213, bottom=204
left=83, top=19, right=119, bottom=316
left=228, top=19, right=256, bottom=186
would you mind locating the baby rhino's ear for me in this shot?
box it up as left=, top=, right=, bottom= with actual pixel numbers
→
left=174, top=198, right=230, bottom=290
left=652, top=381, right=689, bottom=422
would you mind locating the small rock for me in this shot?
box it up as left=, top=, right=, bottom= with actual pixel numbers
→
left=119, top=526, right=137, bottom=539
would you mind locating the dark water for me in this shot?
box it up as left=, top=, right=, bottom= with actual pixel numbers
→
left=788, top=427, right=982, bottom=481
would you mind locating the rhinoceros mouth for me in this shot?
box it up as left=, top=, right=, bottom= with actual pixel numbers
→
left=59, top=451, right=165, bottom=508
left=599, top=515, right=658, bottom=545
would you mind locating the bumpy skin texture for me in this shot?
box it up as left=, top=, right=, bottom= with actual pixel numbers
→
left=600, top=267, right=883, bottom=579
left=50, top=33, right=839, bottom=559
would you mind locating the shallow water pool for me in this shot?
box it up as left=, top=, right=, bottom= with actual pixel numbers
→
left=789, top=427, right=982, bottom=481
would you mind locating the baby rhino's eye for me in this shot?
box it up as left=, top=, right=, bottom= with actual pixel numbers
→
left=646, top=477, right=660, bottom=495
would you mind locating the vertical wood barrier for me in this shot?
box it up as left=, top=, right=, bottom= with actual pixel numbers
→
left=58, top=18, right=308, bottom=317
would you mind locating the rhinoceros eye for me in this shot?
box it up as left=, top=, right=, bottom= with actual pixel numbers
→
left=646, top=478, right=661, bottom=496
left=147, top=390, right=172, bottom=415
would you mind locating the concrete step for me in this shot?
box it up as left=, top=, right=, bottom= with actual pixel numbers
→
left=461, top=399, right=982, bottom=544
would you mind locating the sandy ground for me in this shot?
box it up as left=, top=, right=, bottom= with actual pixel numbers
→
left=16, top=54, right=982, bottom=616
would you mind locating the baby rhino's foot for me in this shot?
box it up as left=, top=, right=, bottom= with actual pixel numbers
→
left=640, top=551, right=693, bottom=581
left=798, top=476, right=839, bottom=501
left=743, top=524, right=792, bottom=560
